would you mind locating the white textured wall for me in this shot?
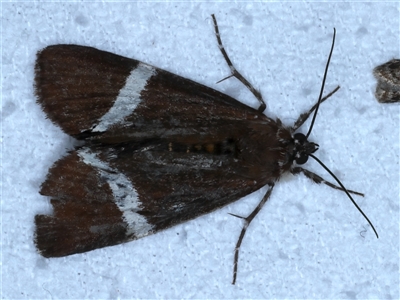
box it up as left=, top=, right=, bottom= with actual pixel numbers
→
left=2, top=2, right=399, bottom=299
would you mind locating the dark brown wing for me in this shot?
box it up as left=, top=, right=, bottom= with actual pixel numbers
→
left=34, top=45, right=292, bottom=257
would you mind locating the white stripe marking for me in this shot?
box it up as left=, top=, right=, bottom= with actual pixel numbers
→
left=92, top=63, right=156, bottom=132
left=78, top=148, right=154, bottom=238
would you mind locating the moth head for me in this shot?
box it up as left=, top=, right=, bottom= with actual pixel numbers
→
left=292, top=133, right=319, bottom=165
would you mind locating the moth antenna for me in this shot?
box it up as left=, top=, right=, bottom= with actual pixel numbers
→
left=309, top=154, right=379, bottom=238
left=306, top=28, right=336, bottom=138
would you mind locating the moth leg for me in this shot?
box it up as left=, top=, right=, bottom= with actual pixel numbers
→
left=292, top=86, right=340, bottom=130
left=291, top=167, right=364, bottom=196
left=211, top=14, right=266, bottom=112
left=230, top=183, right=275, bottom=285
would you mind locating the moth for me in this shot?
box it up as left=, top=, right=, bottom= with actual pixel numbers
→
left=373, top=59, right=400, bottom=103
left=34, top=15, right=377, bottom=284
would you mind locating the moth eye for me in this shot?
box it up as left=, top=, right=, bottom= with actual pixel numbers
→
left=293, top=132, right=306, bottom=144
left=295, top=154, right=308, bottom=165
